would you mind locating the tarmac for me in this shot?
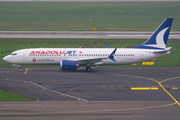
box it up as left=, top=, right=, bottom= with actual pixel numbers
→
left=0, top=67, right=180, bottom=119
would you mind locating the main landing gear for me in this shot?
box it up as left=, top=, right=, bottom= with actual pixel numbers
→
left=85, top=63, right=92, bottom=72
left=86, top=66, right=92, bottom=72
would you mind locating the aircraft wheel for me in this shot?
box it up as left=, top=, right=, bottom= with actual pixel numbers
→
left=86, top=67, right=92, bottom=72
left=19, top=68, right=23, bottom=72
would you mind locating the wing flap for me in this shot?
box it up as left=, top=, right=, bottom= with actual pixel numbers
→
left=76, top=57, right=107, bottom=65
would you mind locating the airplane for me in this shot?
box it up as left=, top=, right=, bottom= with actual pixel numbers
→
left=3, top=18, right=173, bottom=72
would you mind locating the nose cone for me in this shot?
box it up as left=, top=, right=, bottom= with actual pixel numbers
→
left=3, top=55, right=10, bottom=62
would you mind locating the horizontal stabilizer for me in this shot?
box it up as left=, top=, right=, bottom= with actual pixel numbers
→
left=153, top=47, right=172, bottom=54
left=165, top=47, right=172, bottom=50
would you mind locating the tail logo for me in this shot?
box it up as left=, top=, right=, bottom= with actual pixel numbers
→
left=144, top=27, right=169, bottom=48
left=131, top=18, right=173, bottom=50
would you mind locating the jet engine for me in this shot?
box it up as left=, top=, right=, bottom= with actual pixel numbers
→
left=60, top=60, right=79, bottom=70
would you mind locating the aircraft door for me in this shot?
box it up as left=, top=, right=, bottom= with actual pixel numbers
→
left=140, top=51, right=144, bottom=60
left=23, top=50, right=27, bottom=60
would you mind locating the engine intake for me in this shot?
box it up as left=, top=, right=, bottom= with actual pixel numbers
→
left=60, top=60, right=79, bottom=70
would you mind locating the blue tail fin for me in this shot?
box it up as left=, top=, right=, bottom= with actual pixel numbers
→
left=132, top=18, right=173, bottom=50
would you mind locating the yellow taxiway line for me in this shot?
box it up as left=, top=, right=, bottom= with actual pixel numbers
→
left=131, top=87, right=158, bottom=90
left=96, top=73, right=180, bottom=106
left=24, top=68, right=28, bottom=74
left=159, top=84, right=180, bottom=106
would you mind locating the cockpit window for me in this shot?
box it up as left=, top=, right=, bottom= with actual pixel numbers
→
left=10, top=53, right=17, bottom=55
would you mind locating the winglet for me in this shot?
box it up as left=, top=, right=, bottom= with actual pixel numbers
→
left=105, top=43, right=109, bottom=48
left=109, top=48, right=117, bottom=61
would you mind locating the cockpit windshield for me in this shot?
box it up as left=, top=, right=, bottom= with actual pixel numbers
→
left=10, top=53, right=17, bottom=56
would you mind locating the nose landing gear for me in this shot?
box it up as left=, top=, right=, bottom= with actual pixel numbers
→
left=12, top=64, right=23, bottom=72
left=19, top=67, right=23, bottom=72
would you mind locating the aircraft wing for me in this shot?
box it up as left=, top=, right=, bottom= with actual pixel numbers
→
left=73, top=48, right=117, bottom=66
left=76, top=57, right=107, bottom=66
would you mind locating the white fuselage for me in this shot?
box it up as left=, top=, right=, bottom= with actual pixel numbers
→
left=3, top=48, right=170, bottom=66
left=3, top=18, right=173, bottom=71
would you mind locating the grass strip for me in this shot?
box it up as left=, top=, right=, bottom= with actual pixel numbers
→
left=0, top=2, right=180, bottom=31
left=0, top=89, right=33, bottom=101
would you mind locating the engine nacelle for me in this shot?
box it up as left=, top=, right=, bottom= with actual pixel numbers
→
left=60, top=60, right=79, bottom=70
